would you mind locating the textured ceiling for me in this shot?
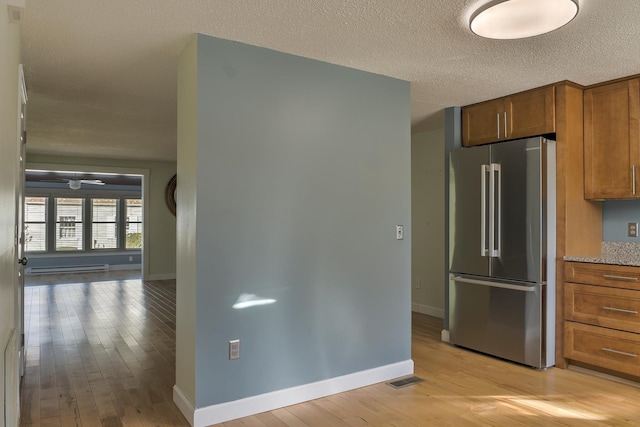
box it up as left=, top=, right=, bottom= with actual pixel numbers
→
left=20, top=0, right=640, bottom=162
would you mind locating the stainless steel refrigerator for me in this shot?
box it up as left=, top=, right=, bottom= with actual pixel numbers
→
left=448, top=137, right=555, bottom=369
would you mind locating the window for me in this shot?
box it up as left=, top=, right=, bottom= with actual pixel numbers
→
left=24, top=196, right=47, bottom=252
left=59, top=216, right=76, bottom=238
left=25, top=194, right=143, bottom=253
left=92, top=198, right=118, bottom=249
left=125, top=199, right=142, bottom=249
left=55, top=198, right=84, bottom=251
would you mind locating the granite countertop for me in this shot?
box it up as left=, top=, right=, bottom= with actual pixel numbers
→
left=564, top=241, right=640, bottom=267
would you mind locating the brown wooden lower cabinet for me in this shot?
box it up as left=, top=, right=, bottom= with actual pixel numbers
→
left=564, top=262, right=640, bottom=378
left=565, top=283, right=640, bottom=333
left=565, top=322, right=640, bottom=377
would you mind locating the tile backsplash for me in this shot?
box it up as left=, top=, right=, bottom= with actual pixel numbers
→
left=602, top=200, right=640, bottom=242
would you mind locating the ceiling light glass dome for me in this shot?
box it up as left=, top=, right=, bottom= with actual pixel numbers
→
left=470, top=0, right=579, bottom=40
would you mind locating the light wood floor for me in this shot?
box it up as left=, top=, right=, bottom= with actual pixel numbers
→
left=20, top=275, right=640, bottom=426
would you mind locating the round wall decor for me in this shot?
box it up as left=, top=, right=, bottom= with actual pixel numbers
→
left=165, top=174, right=177, bottom=216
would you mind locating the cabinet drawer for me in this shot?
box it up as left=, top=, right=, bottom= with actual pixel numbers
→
left=565, top=322, right=640, bottom=377
left=565, top=262, right=640, bottom=290
left=565, top=283, right=640, bottom=333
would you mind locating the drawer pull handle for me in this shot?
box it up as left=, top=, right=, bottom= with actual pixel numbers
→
left=602, top=348, right=638, bottom=358
left=602, top=274, right=638, bottom=282
left=603, top=306, right=638, bottom=314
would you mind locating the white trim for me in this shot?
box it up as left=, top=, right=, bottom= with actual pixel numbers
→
left=412, top=303, right=444, bottom=318
left=147, top=273, right=176, bottom=281
left=185, top=360, right=413, bottom=427
left=173, top=385, right=195, bottom=426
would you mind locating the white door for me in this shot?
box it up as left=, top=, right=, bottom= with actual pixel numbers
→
left=6, top=65, right=28, bottom=427
left=16, top=65, right=27, bottom=377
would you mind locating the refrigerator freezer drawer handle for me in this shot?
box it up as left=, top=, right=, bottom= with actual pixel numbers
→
left=451, top=275, right=536, bottom=292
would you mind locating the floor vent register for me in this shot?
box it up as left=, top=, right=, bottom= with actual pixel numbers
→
left=387, top=376, right=424, bottom=389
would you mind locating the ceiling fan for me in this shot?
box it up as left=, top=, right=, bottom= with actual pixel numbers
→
left=40, top=176, right=106, bottom=190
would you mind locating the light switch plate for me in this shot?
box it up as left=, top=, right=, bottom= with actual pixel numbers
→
left=396, top=225, right=404, bottom=240
left=628, top=222, right=638, bottom=238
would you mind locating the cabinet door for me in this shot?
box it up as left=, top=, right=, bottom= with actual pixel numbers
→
left=504, top=86, right=555, bottom=140
left=584, top=79, right=640, bottom=199
left=462, top=99, right=503, bottom=147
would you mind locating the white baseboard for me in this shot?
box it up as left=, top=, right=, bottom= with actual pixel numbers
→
left=147, top=273, right=177, bottom=280
left=412, top=303, right=444, bottom=318
left=173, top=386, right=195, bottom=426
left=175, top=359, right=413, bottom=427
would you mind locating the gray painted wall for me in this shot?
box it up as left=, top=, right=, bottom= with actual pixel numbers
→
left=603, top=200, right=640, bottom=242
left=411, top=128, right=445, bottom=318
left=180, top=34, right=411, bottom=408
left=443, top=107, right=461, bottom=331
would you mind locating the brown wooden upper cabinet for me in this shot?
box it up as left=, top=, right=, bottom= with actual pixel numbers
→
left=462, top=86, right=556, bottom=147
left=584, top=78, right=640, bottom=199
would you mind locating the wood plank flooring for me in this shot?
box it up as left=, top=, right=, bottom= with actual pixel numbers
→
left=20, top=274, right=640, bottom=426
left=21, top=275, right=188, bottom=427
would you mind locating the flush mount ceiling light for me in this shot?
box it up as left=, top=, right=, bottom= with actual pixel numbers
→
left=470, top=0, right=579, bottom=40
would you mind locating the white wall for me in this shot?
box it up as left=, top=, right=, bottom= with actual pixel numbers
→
left=26, top=155, right=176, bottom=280
left=0, top=5, right=21, bottom=422
left=411, top=128, right=446, bottom=317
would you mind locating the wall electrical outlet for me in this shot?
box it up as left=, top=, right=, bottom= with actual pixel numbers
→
left=628, top=222, right=638, bottom=238
left=229, top=340, right=240, bottom=360
left=396, top=225, right=404, bottom=240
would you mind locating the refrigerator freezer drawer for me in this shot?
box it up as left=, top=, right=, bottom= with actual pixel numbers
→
left=449, top=275, right=546, bottom=368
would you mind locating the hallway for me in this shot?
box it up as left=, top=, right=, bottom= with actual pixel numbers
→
left=20, top=276, right=188, bottom=426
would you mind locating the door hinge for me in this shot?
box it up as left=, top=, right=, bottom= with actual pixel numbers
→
left=21, top=333, right=24, bottom=347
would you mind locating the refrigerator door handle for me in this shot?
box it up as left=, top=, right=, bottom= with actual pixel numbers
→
left=451, top=275, right=536, bottom=292
left=481, top=164, right=489, bottom=256
left=490, top=163, right=501, bottom=258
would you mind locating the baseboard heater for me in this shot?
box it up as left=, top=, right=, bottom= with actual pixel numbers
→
left=26, top=264, right=110, bottom=275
